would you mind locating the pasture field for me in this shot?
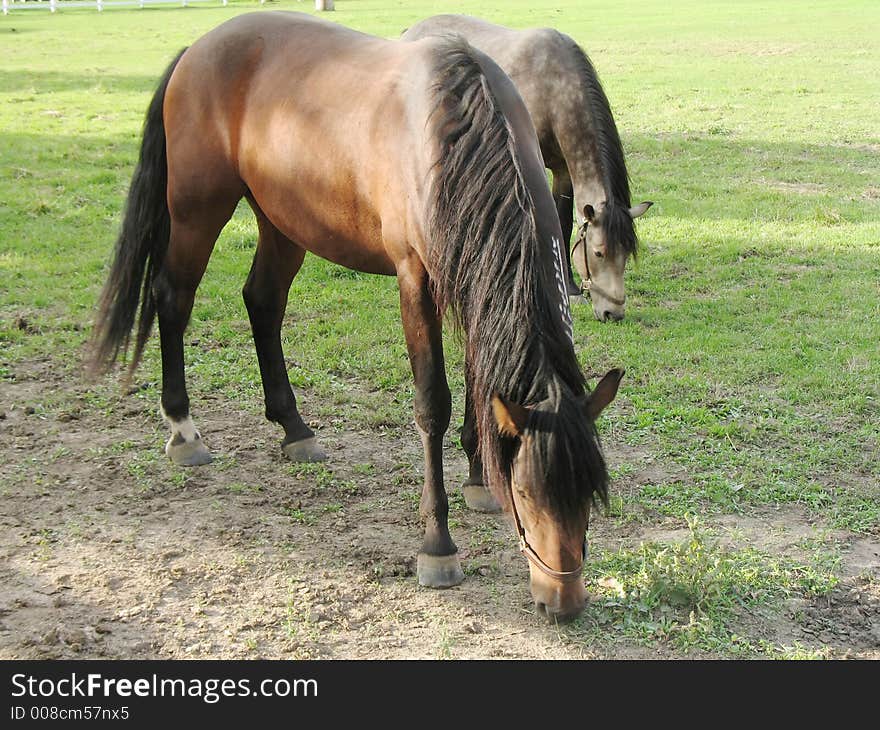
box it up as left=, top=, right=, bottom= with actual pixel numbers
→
left=1, top=0, right=878, bottom=659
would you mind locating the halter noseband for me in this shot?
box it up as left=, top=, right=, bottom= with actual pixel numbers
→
left=571, top=222, right=627, bottom=308
left=507, top=478, right=587, bottom=584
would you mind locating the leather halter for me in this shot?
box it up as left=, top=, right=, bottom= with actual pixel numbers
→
left=571, top=222, right=627, bottom=308
left=507, top=479, right=587, bottom=584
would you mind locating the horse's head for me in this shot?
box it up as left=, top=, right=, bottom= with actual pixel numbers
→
left=573, top=202, right=652, bottom=322
left=491, top=369, right=624, bottom=622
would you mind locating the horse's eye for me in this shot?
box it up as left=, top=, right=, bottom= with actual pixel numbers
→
left=593, top=249, right=604, bottom=259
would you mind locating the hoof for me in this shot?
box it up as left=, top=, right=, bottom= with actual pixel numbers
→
left=282, top=436, right=327, bottom=463
left=462, top=483, right=502, bottom=513
left=166, top=437, right=213, bottom=467
left=417, top=552, right=465, bottom=589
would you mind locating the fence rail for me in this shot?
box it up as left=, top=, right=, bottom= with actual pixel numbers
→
left=1, top=0, right=336, bottom=18
left=2, top=0, right=256, bottom=14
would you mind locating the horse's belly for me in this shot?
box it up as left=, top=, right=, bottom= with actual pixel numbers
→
left=292, top=226, right=398, bottom=277
left=252, top=191, right=398, bottom=277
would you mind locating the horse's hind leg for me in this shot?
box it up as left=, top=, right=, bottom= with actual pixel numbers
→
left=460, top=374, right=501, bottom=513
left=398, top=255, right=464, bottom=588
left=157, top=197, right=240, bottom=466
left=243, top=203, right=325, bottom=462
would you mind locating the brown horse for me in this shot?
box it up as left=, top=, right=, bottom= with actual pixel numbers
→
left=402, top=15, right=653, bottom=321
left=91, top=11, right=622, bottom=621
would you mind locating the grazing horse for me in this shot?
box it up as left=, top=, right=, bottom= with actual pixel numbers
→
left=402, top=15, right=653, bottom=321
left=91, top=12, right=622, bottom=621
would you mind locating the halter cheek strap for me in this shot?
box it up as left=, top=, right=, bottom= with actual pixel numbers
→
left=572, top=222, right=627, bottom=308
left=507, top=479, right=586, bottom=584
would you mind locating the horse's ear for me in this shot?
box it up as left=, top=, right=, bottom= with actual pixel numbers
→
left=583, top=204, right=596, bottom=222
left=629, top=201, right=653, bottom=219
left=585, top=369, right=624, bottom=420
left=491, top=394, right=530, bottom=438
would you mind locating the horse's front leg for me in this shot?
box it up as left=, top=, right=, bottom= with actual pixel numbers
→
left=551, top=166, right=582, bottom=298
left=397, top=256, right=464, bottom=588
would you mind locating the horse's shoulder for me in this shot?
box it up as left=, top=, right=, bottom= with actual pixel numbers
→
left=520, top=27, right=581, bottom=60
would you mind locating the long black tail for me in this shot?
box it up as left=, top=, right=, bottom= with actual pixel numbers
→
left=90, top=48, right=187, bottom=376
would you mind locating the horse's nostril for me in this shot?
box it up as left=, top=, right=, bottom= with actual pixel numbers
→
left=534, top=600, right=581, bottom=623
left=605, top=310, right=624, bottom=322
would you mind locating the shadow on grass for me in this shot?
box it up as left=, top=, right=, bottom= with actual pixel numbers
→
left=0, top=69, right=163, bottom=95
left=1, top=118, right=877, bottom=227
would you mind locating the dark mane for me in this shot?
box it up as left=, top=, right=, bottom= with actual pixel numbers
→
left=564, top=35, right=639, bottom=259
left=426, top=39, right=609, bottom=520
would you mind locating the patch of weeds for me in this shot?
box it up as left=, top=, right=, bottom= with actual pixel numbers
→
left=233, top=553, right=252, bottom=569
left=335, top=478, right=361, bottom=497
left=447, top=490, right=467, bottom=512
left=285, top=507, right=316, bottom=525
left=211, top=455, right=238, bottom=472
left=354, top=497, right=389, bottom=513
left=287, top=462, right=335, bottom=489
left=352, top=463, right=374, bottom=476
left=761, top=641, right=831, bottom=660
left=33, top=528, right=56, bottom=561
left=286, top=461, right=330, bottom=478
left=64, top=519, right=85, bottom=540
left=637, top=480, right=708, bottom=516
left=399, top=490, right=420, bottom=509
left=609, top=462, right=639, bottom=481
left=604, top=493, right=652, bottom=526
left=284, top=588, right=314, bottom=641
left=825, top=491, right=880, bottom=534
left=126, top=458, right=147, bottom=483
left=470, top=522, right=505, bottom=551
left=572, top=514, right=841, bottom=656
left=789, top=537, right=841, bottom=596
left=435, top=626, right=455, bottom=659
left=108, top=439, right=139, bottom=455
left=123, top=449, right=163, bottom=489
left=288, top=461, right=361, bottom=497
left=48, top=446, right=71, bottom=462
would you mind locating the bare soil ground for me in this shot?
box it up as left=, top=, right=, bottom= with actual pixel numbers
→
left=2, top=357, right=878, bottom=659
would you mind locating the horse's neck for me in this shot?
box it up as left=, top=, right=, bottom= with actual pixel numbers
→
left=556, top=88, right=612, bottom=224
left=563, top=134, right=609, bottom=224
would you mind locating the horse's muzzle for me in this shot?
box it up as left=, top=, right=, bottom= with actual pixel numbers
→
left=600, top=308, right=625, bottom=323
left=530, top=571, right=587, bottom=622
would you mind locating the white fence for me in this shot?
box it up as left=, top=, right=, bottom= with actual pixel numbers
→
left=2, top=0, right=234, bottom=12
left=2, top=0, right=334, bottom=16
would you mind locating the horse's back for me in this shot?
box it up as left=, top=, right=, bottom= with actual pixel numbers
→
left=163, top=12, right=445, bottom=272
left=402, top=15, right=577, bottom=81
left=167, top=11, right=434, bottom=163
left=403, top=15, right=582, bottom=164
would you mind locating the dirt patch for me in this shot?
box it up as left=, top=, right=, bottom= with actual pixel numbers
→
left=1, top=357, right=877, bottom=659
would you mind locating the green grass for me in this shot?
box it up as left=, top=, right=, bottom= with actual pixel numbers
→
left=575, top=516, right=840, bottom=657
left=1, top=0, right=878, bottom=658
